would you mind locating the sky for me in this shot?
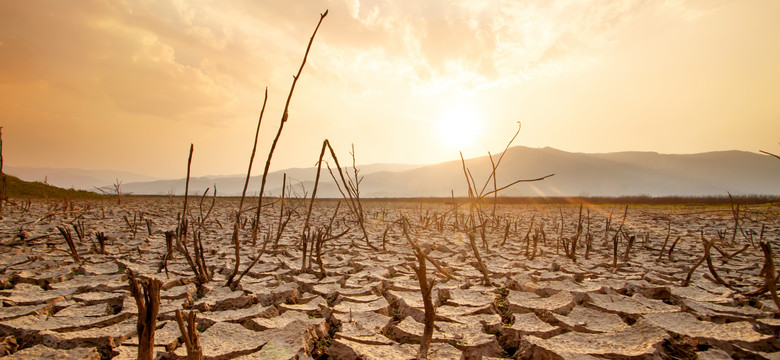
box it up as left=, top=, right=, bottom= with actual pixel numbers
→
left=1, top=0, right=778, bottom=179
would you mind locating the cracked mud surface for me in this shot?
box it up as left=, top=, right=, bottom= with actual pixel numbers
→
left=0, top=198, right=778, bottom=359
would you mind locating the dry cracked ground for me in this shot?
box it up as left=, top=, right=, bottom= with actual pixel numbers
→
left=0, top=198, right=778, bottom=359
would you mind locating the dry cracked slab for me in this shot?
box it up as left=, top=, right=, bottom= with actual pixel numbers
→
left=174, top=321, right=266, bottom=359
left=521, top=278, right=602, bottom=296
left=681, top=298, right=770, bottom=322
left=0, top=312, right=132, bottom=334
left=329, top=338, right=463, bottom=360
left=333, top=310, right=392, bottom=334
left=670, top=285, right=733, bottom=304
left=49, top=274, right=127, bottom=293
left=337, top=321, right=395, bottom=346
left=447, top=313, right=502, bottom=334
left=444, top=288, right=495, bottom=307
left=54, top=303, right=112, bottom=318
left=328, top=337, right=416, bottom=359
left=552, top=306, right=629, bottom=333
left=386, top=290, right=431, bottom=322
left=522, top=321, right=669, bottom=358
left=697, top=348, right=736, bottom=360
left=506, top=290, right=575, bottom=315
left=587, top=292, right=678, bottom=316
left=278, top=295, right=327, bottom=316
left=244, top=282, right=299, bottom=307
left=72, top=291, right=126, bottom=307
left=643, top=311, right=772, bottom=343
left=194, top=286, right=253, bottom=312
left=80, top=261, right=123, bottom=276
left=1, top=344, right=100, bottom=359
left=197, top=303, right=279, bottom=327
left=0, top=287, right=75, bottom=306
left=0, top=303, right=52, bottom=321
left=14, top=266, right=76, bottom=286
left=244, top=310, right=309, bottom=331
left=231, top=320, right=320, bottom=360
left=312, top=282, right=377, bottom=299
left=392, top=316, right=503, bottom=359
left=160, top=282, right=197, bottom=300
left=332, top=296, right=390, bottom=316
left=41, top=318, right=136, bottom=350
left=436, top=303, right=495, bottom=321
left=123, top=320, right=180, bottom=351
left=504, top=312, right=561, bottom=338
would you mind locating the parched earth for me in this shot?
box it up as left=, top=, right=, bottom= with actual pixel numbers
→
left=0, top=198, right=778, bottom=359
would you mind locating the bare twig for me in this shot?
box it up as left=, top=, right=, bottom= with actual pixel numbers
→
left=226, top=88, right=268, bottom=287
left=234, top=11, right=328, bottom=287
left=759, top=240, right=780, bottom=313
left=402, top=220, right=436, bottom=359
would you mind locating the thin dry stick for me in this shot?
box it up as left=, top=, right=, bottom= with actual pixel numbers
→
left=324, top=144, right=373, bottom=248
left=0, top=127, right=5, bottom=215
left=252, top=10, right=328, bottom=237
left=726, top=244, right=750, bottom=259
left=759, top=240, right=780, bottom=312
left=523, top=215, right=536, bottom=256
left=57, top=226, right=81, bottom=263
left=701, top=233, right=733, bottom=289
left=728, top=193, right=740, bottom=245
left=570, top=204, right=583, bottom=262
left=236, top=10, right=328, bottom=287
left=226, top=88, right=268, bottom=287
left=402, top=221, right=436, bottom=359
left=304, top=202, right=340, bottom=271
left=402, top=219, right=456, bottom=281
left=657, top=220, right=672, bottom=261
left=623, top=235, right=635, bottom=262
left=612, top=205, right=628, bottom=271
left=302, top=141, right=330, bottom=260
left=274, top=173, right=287, bottom=249
left=468, top=233, right=492, bottom=286
left=558, top=207, right=564, bottom=256
left=479, top=174, right=554, bottom=199
left=500, top=218, right=510, bottom=246
left=488, top=152, right=498, bottom=219
left=95, top=231, right=108, bottom=254
left=760, top=149, right=780, bottom=160
left=584, top=209, right=592, bottom=259
left=179, top=144, right=194, bottom=250
left=682, top=233, right=715, bottom=287
left=175, top=310, right=203, bottom=360
left=476, top=122, right=522, bottom=198
left=668, top=236, right=681, bottom=260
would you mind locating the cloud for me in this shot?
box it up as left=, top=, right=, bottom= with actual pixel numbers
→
left=0, top=0, right=749, bottom=177
left=1, top=0, right=729, bottom=123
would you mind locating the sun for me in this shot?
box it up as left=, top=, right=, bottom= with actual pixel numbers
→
left=436, top=104, right=482, bottom=149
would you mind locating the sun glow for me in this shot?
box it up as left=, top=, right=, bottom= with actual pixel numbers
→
left=436, top=104, right=483, bottom=149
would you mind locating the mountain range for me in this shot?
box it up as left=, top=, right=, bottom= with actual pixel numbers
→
left=9, top=147, right=780, bottom=197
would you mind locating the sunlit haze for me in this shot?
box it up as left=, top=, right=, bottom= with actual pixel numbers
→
left=1, top=1, right=778, bottom=179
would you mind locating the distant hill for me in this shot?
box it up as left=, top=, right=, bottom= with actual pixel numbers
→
left=118, top=147, right=780, bottom=197
left=6, top=166, right=159, bottom=191
left=120, top=163, right=426, bottom=197
left=3, top=174, right=103, bottom=199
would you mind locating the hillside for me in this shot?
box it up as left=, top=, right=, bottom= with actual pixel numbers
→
left=118, top=147, right=780, bottom=197
left=6, top=166, right=159, bottom=191
left=2, top=174, right=103, bottom=199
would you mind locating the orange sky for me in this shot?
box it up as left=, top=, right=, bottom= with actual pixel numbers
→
left=1, top=0, right=778, bottom=179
